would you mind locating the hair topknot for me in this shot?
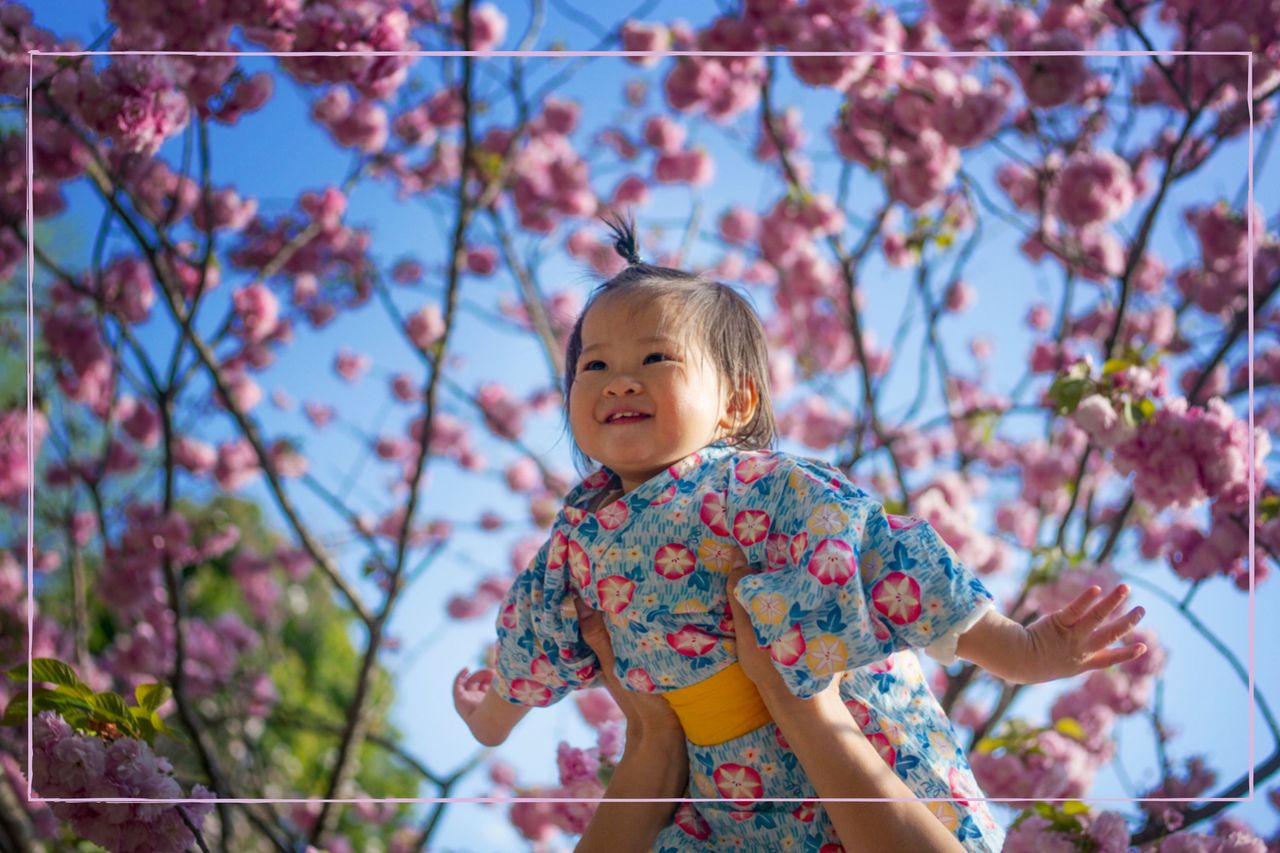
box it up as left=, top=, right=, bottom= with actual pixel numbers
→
left=601, top=208, right=642, bottom=266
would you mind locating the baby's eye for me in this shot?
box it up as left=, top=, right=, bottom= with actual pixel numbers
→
left=581, top=360, right=605, bottom=372
left=643, top=352, right=673, bottom=364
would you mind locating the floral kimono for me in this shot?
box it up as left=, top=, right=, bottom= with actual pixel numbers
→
left=493, top=441, right=1006, bottom=852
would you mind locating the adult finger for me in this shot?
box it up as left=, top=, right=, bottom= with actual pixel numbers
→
left=574, top=595, right=617, bottom=667
left=725, top=573, right=761, bottom=646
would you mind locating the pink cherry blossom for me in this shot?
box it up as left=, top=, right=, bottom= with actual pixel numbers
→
left=405, top=305, right=446, bottom=350
left=643, top=114, right=686, bottom=153
left=172, top=435, right=215, bottom=475
left=55, top=55, right=190, bottom=155
left=214, top=438, right=260, bottom=491
left=465, top=246, right=498, bottom=276
left=574, top=688, right=623, bottom=729
left=31, top=713, right=214, bottom=853
left=461, top=2, right=507, bottom=51
left=1114, top=396, right=1267, bottom=511
left=97, top=256, right=155, bottom=324
left=1011, top=29, right=1090, bottom=108
left=887, top=130, right=960, bottom=209
left=1052, top=151, right=1136, bottom=228
left=334, top=349, right=371, bottom=382
left=663, top=55, right=764, bottom=122
left=285, top=3, right=414, bottom=99
left=789, top=14, right=873, bottom=91
left=719, top=207, right=760, bottom=245
left=474, top=383, right=526, bottom=440
left=192, top=187, right=258, bottom=233
left=653, top=148, right=714, bottom=186
left=929, top=0, right=999, bottom=46
left=232, top=283, right=280, bottom=343
left=118, top=397, right=160, bottom=447
left=214, top=72, right=273, bottom=124
left=622, top=21, right=670, bottom=67
left=778, top=397, right=854, bottom=450
left=0, top=408, right=47, bottom=504
left=610, top=174, right=649, bottom=207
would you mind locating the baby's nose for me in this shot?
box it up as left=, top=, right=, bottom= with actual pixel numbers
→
left=604, top=375, right=641, bottom=395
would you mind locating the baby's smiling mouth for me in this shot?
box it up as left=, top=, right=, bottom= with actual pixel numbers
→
left=605, top=411, right=651, bottom=424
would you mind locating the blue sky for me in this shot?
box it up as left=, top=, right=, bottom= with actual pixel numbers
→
left=19, top=1, right=1280, bottom=850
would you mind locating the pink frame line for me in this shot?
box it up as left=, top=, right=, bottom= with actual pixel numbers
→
left=24, top=46, right=1256, bottom=809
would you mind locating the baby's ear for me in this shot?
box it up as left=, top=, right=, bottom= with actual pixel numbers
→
left=724, top=379, right=759, bottom=425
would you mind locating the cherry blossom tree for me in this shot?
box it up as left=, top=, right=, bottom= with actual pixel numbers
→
left=2, top=0, right=1279, bottom=851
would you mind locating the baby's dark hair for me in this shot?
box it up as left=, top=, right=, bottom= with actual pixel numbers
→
left=562, top=209, right=777, bottom=474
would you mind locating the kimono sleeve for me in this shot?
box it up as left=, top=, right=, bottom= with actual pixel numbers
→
left=492, top=532, right=601, bottom=707
left=725, top=454, right=994, bottom=698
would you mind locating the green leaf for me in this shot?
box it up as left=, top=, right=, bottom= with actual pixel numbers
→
left=8, top=659, right=94, bottom=699
left=1033, top=802, right=1057, bottom=819
left=33, top=688, right=96, bottom=718
left=1138, top=398, right=1156, bottom=420
left=1047, top=375, right=1092, bottom=415
left=135, top=683, right=171, bottom=714
left=1054, top=717, right=1087, bottom=741
left=90, top=691, right=138, bottom=735
left=0, top=696, right=26, bottom=727
left=131, top=714, right=158, bottom=742
left=596, top=762, right=615, bottom=788
left=2, top=687, right=95, bottom=727
left=1260, top=495, right=1280, bottom=523
left=974, top=737, right=1003, bottom=754
left=1066, top=360, right=1093, bottom=381
left=1060, top=800, right=1090, bottom=816
left=1102, top=358, right=1130, bottom=376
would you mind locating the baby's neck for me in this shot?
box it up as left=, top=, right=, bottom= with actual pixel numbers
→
left=585, top=478, right=624, bottom=512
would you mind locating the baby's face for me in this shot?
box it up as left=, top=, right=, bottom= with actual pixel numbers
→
left=569, top=294, right=730, bottom=493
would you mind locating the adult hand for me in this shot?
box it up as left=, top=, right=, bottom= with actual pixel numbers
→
left=574, top=595, right=684, bottom=735
left=726, top=571, right=845, bottom=711
left=725, top=572, right=781, bottom=690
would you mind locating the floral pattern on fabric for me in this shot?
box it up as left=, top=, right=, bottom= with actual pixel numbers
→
left=493, top=442, right=1005, bottom=852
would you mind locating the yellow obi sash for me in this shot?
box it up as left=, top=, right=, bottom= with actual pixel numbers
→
left=662, top=662, right=773, bottom=746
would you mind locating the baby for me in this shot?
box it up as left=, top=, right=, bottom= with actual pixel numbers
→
left=454, top=213, right=1146, bottom=852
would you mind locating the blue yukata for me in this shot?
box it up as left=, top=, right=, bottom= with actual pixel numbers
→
left=492, top=441, right=1006, bottom=852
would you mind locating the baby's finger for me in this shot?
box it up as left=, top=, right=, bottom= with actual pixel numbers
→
left=1053, top=585, right=1104, bottom=628
left=465, top=669, right=494, bottom=691
left=1071, top=584, right=1131, bottom=634
left=1084, top=605, right=1145, bottom=652
left=1083, top=642, right=1148, bottom=671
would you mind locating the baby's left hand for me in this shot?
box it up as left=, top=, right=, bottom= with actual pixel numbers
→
left=452, top=667, right=495, bottom=726
left=1021, top=584, right=1148, bottom=683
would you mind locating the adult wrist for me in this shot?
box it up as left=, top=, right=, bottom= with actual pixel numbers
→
left=757, top=681, right=843, bottom=723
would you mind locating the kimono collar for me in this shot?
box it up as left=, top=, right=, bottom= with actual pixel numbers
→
left=559, top=440, right=738, bottom=527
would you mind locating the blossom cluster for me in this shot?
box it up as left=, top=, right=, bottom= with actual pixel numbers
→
left=30, top=712, right=214, bottom=853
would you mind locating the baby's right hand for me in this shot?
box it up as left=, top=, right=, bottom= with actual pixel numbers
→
left=452, top=666, right=495, bottom=727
